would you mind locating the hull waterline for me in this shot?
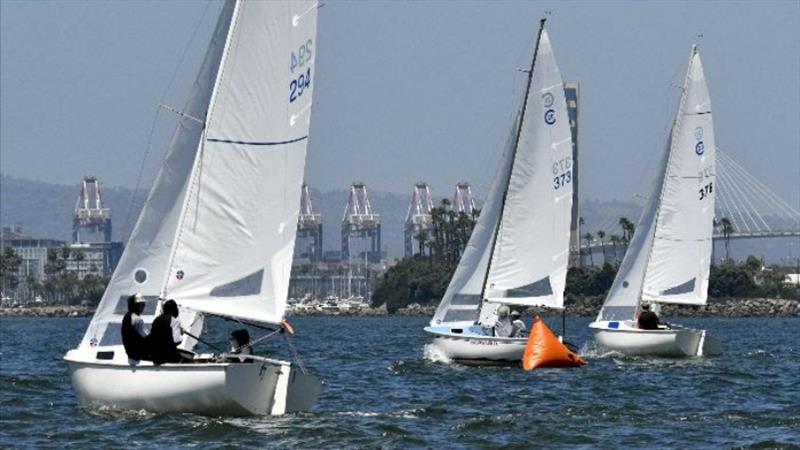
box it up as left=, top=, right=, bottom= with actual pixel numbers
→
left=589, top=321, right=722, bottom=357
left=424, top=327, right=527, bottom=364
left=65, top=347, right=321, bottom=416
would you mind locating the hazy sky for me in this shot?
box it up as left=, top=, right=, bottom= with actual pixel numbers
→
left=1, top=0, right=798, bottom=207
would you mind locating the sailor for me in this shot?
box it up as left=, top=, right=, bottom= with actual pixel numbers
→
left=637, top=303, right=661, bottom=330
left=493, top=305, right=513, bottom=337
left=510, top=310, right=527, bottom=337
left=229, top=329, right=253, bottom=363
left=121, top=293, right=150, bottom=361
left=149, top=299, right=184, bottom=365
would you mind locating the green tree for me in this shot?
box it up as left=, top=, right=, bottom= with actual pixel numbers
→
left=1, top=246, right=23, bottom=296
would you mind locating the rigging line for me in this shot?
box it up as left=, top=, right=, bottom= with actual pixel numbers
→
left=717, top=166, right=753, bottom=232
left=716, top=166, right=750, bottom=232
left=183, top=330, right=224, bottom=352
left=121, top=0, right=215, bottom=238
left=718, top=149, right=795, bottom=218
left=717, top=157, right=767, bottom=231
left=717, top=152, right=778, bottom=221
left=717, top=150, right=783, bottom=218
left=714, top=166, right=736, bottom=229
left=717, top=161, right=771, bottom=231
left=720, top=150, right=800, bottom=219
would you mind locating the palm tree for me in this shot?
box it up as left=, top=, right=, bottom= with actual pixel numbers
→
left=609, top=235, right=622, bottom=263
left=618, top=217, right=634, bottom=251
left=720, top=217, right=734, bottom=262
left=415, top=231, right=428, bottom=257
left=597, top=230, right=606, bottom=264
left=583, top=232, right=594, bottom=266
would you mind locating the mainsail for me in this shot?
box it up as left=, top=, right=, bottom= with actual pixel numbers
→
left=599, top=46, right=715, bottom=321
left=81, top=0, right=318, bottom=349
left=430, top=21, right=572, bottom=326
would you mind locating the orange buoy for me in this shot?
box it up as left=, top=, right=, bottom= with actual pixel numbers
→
left=522, top=316, right=587, bottom=370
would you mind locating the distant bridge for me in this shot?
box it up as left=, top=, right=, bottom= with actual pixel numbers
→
left=582, top=148, right=800, bottom=252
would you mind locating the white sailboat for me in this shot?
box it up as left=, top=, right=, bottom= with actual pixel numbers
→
left=424, top=19, right=574, bottom=364
left=64, top=0, right=323, bottom=415
left=589, top=46, right=722, bottom=357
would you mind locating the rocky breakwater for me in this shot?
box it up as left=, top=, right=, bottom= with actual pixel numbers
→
left=661, top=297, right=800, bottom=317
left=0, top=305, right=95, bottom=318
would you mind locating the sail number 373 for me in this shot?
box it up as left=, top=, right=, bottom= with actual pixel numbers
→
left=553, top=157, right=572, bottom=190
left=289, top=40, right=313, bottom=103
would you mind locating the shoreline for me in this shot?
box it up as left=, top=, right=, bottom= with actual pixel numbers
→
left=1, top=297, right=798, bottom=318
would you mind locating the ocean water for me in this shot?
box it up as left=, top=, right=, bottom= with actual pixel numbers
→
left=1, top=316, right=798, bottom=449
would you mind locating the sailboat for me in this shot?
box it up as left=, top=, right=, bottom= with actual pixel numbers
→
left=64, top=0, right=323, bottom=415
left=589, top=46, right=722, bottom=357
left=424, top=19, right=574, bottom=364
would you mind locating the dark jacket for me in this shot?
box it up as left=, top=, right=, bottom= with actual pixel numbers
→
left=149, top=313, right=181, bottom=365
left=638, top=310, right=660, bottom=330
left=121, top=312, right=150, bottom=361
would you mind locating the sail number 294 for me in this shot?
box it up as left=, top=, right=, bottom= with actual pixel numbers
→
left=289, top=40, right=313, bottom=103
left=553, top=157, right=572, bottom=190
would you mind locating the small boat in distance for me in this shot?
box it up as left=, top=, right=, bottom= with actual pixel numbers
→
left=64, top=0, right=322, bottom=415
left=589, top=45, right=722, bottom=357
left=424, top=19, right=574, bottom=364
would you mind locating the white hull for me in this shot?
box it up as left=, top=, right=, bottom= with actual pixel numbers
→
left=65, top=347, right=321, bottom=416
left=424, top=326, right=527, bottom=364
left=589, top=321, right=722, bottom=357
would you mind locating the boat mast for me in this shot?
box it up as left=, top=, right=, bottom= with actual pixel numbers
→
left=477, top=18, right=547, bottom=316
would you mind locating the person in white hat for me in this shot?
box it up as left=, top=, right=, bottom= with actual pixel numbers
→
left=493, top=305, right=513, bottom=337
left=121, top=293, right=150, bottom=361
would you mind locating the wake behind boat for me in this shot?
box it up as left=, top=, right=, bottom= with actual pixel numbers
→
left=65, top=0, right=323, bottom=415
left=425, top=19, right=575, bottom=364
left=589, top=45, right=722, bottom=357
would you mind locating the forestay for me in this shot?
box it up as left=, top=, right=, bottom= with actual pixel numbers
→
left=484, top=29, right=573, bottom=309
left=80, top=0, right=318, bottom=349
left=429, top=114, right=518, bottom=326
left=80, top=1, right=237, bottom=349
left=599, top=46, right=715, bottom=320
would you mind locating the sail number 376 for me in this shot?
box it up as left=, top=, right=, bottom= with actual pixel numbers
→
left=289, top=40, right=313, bottom=103
left=699, top=182, right=713, bottom=200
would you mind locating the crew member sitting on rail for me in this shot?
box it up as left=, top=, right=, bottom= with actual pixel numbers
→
left=510, top=310, right=527, bottom=337
left=229, top=329, right=253, bottom=363
left=121, top=293, right=150, bottom=361
left=150, top=299, right=184, bottom=365
left=637, top=303, right=662, bottom=330
left=493, top=305, right=513, bottom=337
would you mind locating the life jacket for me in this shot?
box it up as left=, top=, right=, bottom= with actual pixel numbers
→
left=121, top=312, right=149, bottom=361
left=149, top=313, right=180, bottom=365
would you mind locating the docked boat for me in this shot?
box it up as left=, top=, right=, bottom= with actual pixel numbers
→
left=65, top=0, right=323, bottom=415
left=424, top=19, right=574, bottom=364
left=589, top=45, right=722, bottom=357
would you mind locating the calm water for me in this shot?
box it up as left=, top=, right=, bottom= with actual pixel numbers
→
left=1, top=316, right=798, bottom=449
